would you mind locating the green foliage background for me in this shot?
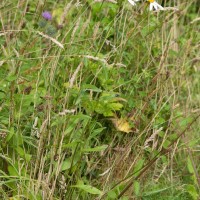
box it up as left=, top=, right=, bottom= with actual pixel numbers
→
left=0, top=0, right=199, bottom=199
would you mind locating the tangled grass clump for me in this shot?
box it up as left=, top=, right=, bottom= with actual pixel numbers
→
left=0, top=0, right=199, bottom=199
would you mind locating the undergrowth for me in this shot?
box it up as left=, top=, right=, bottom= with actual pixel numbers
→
left=0, top=0, right=199, bottom=199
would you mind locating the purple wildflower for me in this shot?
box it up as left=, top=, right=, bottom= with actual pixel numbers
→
left=42, top=11, right=52, bottom=20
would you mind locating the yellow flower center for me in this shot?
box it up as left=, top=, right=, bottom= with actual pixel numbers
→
left=148, top=0, right=155, bottom=3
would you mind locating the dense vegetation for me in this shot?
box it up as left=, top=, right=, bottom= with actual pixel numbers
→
left=0, top=0, right=199, bottom=199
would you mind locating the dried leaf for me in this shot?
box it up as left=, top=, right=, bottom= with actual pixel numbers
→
left=111, top=117, right=133, bottom=133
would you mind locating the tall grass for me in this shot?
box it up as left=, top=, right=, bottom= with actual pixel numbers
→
left=0, top=0, right=199, bottom=199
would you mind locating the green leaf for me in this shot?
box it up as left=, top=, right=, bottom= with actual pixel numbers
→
left=107, top=190, right=117, bottom=199
left=133, top=181, right=140, bottom=196
left=61, top=155, right=79, bottom=171
left=89, top=127, right=106, bottom=139
left=25, top=154, right=32, bottom=162
left=168, top=133, right=178, bottom=141
left=143, top=185, right=176, bottom=197
left=72, top=184, right=102, bottom=195
left=121, top=197, right=129, bottom=200
left=6, top=74, right=17, bottom=82
left=8, top=165, right=19, bottom=176
left=186, top=184, right=198, bottom=200
left=187, top=157, right=194, bottom=174
left=179, top=117, right=193, bottom=127
left=62, top=141, right=81, bottom=149
left=163, top=140, right=171, bottom=149
left=52, top=8, right=64, bottom=24
left=16, top=146, right=25, bottom=157
left=82, top=84, right=102, bottom=92
left=133, top=159, right=144, bottom=176
left=61, top=158, right=71, bottom=171
left=0, top=91, right=6, bottom=98
left=82, top=145, right=108, bottom=152
left=6, top=128, right=15, bottom=142
left=161, top=155, right=167, bottom=164
left=109, top=102, right=123, bottom=111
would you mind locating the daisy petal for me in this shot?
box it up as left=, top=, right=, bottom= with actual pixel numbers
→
left=149, top=2, right=164, bottom=11
left=128, top=0, right=139, bottom=6
left=154, top=3, right=158, bottom=10
left=150, top=3, right=153, bottom=11
left=128, top=0, right=136, bottom=6
left=156, top=3, right=164, bottom=10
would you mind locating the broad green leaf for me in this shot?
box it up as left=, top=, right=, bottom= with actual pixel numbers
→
left=52, top=8, right=64, bottom=24
left=82, top=145, right=108, bottom=152
left=179, top=117, right=193, bottom=127
left=61, top=158, right=71, bottom=171
left=61, top=155, right=79, bottom=171
left=25, top=154, right=32, bottom=162
left=187, top=157, right=194, bottom=174
left=72, top=184, right=102, bottom=195
left=82, top=84, right=102, bottom=92
left=121, top=197, right=129, bottom=200
left=169, top=133, right=178, bottom=141
left=89, top=127, right=106, bottom=139
left=133, top=159, right=144, bottom=176
left=109, top=102, right=123, bottom=111
left=107, top=190, right=117, bottom=199
left=143, top=185, right=176, bottom=197
left=186, top=184, right=198, bottom=200
left=6, top=74, right=17, bottom=82
left=16, top=146, right=25, bottom=157
left=133, top=181, right=140, bottom=196
left=0, top=91, right=5, bottom=98
left=163, top=139, right=171, bottom=149
left=62, top=141, right=81, bottom=149
left=6, top=128, right=15, bottom=142
left=161, top=155, right=167, bottom=164
left=8, top=165, right=19, bottom=176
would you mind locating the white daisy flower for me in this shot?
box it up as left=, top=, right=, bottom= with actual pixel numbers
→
left=148, top=0, right=164, bottom=11
left=128, top=0, right=140, bottom=6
